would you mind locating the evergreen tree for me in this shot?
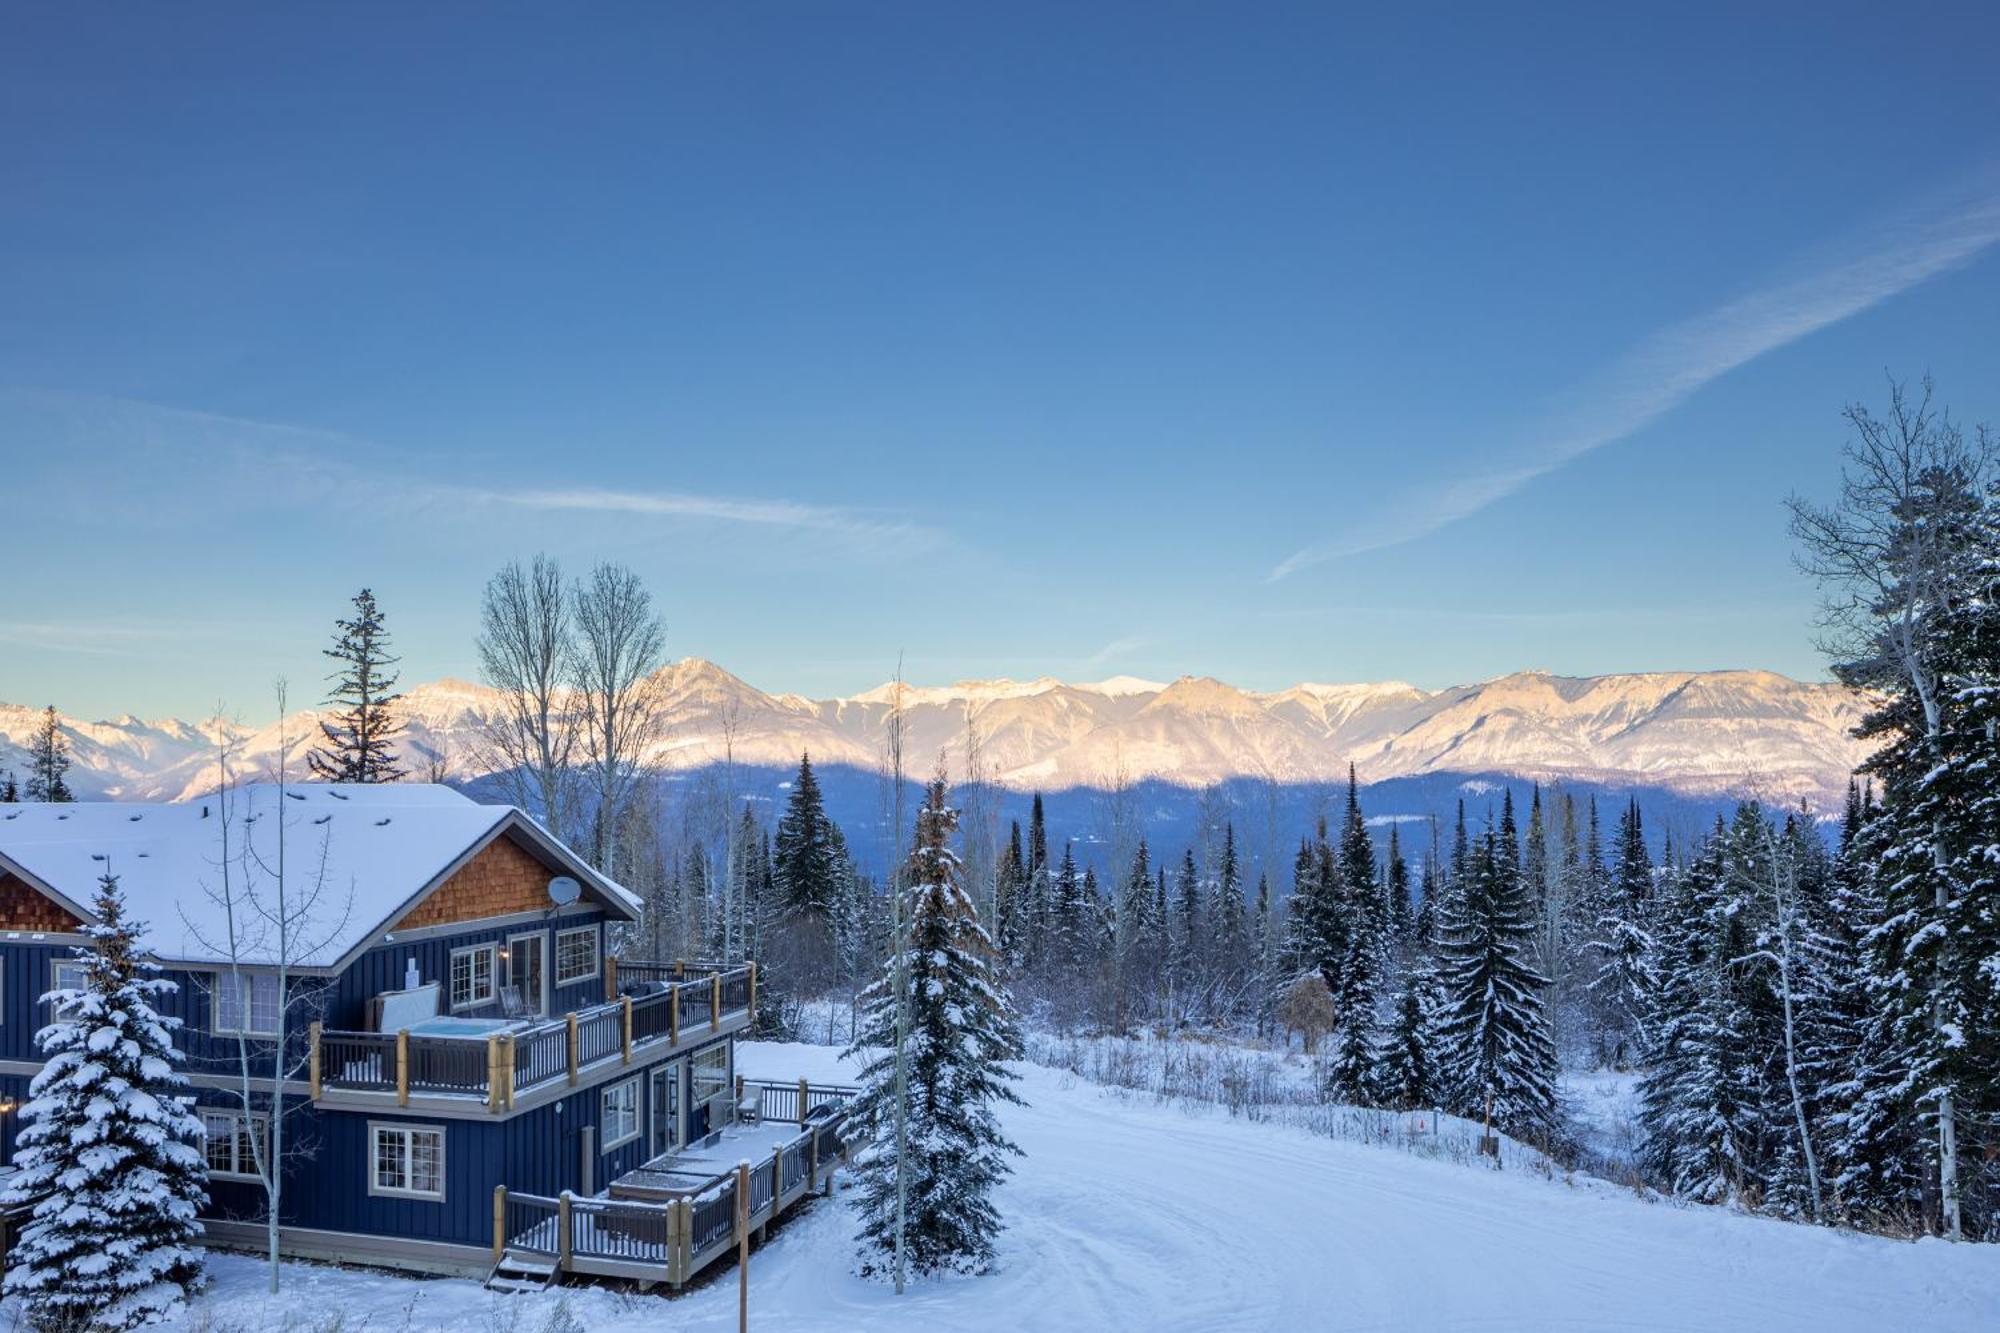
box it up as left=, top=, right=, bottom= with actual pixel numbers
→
left=1587, top=799, right=1655, bottom=1067
left=1327, top=921, right=1381, bottom=1105
left=994, top=822, right=1027, bottom=971
left=3, top=873, right=207, bottom=1329
left=0, top=770, right=17, bottom=802
left=1170, top=848, right=1204, bottom=1016
left=1024, top=794, right=1051, bottom=969
left=1210, top=824, right=1250, bottom=1012
left=1435, top=828, right=1559, bottom=1137
left=844, top=778, right=1024, bottom=1279
left=774, top=752, right=842, bottom=919
left=22, top=705, right=74, bottom=803
left=1117, top=840, right=1163, bottom=1026
left=1375, top=971, right=1438, bottom=1112
left=307, top=588, right=405, bottom=783
left=1385, top=824, right=1413, bottom=944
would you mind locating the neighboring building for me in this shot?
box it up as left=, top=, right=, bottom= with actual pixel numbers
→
left=0, top=783, right=793, bottom=1279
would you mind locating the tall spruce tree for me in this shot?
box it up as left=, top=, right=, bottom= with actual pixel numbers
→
left=1435, top=827, right=1559, bottom=1137
left=775, top=752, right=841, bottom=918
left=22, top=704, right=74, bottom=802
left=1587, top=799, right=1656, bottom=1067
left=3, top=873, right=207, bottom=1329
left=844, top=777, right=1024, bottom=1279
left=308, top=587, right=406, bottom=783
left=1375, top=971, right=1438, bottom=1112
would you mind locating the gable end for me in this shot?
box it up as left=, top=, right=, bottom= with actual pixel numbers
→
left=0, top=871, right=86, bottom=933
left=394, top=833, right=571, bottom=931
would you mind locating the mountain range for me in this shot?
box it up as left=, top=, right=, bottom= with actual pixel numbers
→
left=0, top=660, right=1872, bottom=815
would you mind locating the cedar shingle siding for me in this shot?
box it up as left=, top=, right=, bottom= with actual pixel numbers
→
left=394, top=835, right=554, bottom=930
left=0, top=872, right=83, bottom=932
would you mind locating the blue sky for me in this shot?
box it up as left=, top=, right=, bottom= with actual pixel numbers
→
left=4, top=3, right=1998, bottom=721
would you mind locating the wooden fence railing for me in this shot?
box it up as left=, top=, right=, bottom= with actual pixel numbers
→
left=310, top=962, right=756, bottom=1109
left=492, top=1090, right=851, bottom=1287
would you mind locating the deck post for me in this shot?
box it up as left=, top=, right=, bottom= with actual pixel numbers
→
left=675, top=957, right=684, bottom=979
left=669, top=985, right=680, bottom=1046
left=486, top=1034, right=503, bottom=1113
left=772, top=1148, right=783, bottom=1211
left=557, top=1190, right=573, bottom=1270
left=308, top=1020, right=322, bottom=1099
left=798, top=1077, right=810, bottom=1124
left=711, top=973, right=722, bottom=1031
left=492, top=1184, right=506, bottom=1264
left=675, top=1197, right=693, bottom=1286
left=499, top=1033, right=515, bottom=1111
left=736, top=1161, right=751, bottom=1333
left=567, top=1012, right=581, bottom=1086
left=622, top=996, right=634, bottom=1063
left=605, top=954, right=619, bottom=998
left=395, top=1029, right=410, bottom=1107
left=808, top=1124, right=819, bottom=1192
left=747, top=962, right=758, bottom=1031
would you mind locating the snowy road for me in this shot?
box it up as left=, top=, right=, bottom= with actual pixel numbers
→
left=117, top=1040, right=2000, bottom=1332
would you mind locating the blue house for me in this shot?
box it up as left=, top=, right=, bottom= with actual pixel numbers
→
left=0, top=783, right=849, bottom=1284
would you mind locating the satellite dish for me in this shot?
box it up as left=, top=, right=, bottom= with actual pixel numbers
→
left=547, top=875, right=582, bottom=907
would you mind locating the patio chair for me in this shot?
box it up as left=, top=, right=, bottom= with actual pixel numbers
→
left=498, top=984, right=532, bottom=1020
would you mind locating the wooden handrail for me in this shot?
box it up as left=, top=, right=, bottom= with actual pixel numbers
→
left=308, top=1020, right=322, bottom=1098
left=566, top=1013, right=581, bottom=1087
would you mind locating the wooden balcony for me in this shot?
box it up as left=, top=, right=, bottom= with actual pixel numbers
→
left=489, top=1080, right=856, bottom=1290
left=307, top=961, right=757, bottom=1113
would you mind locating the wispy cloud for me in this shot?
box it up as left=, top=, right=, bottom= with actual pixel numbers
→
left=463, top=485, right=941, bottom=550
left=1270, top=171, right=2000, bottom=580
left=1080, top=635, right=1148, bottom=669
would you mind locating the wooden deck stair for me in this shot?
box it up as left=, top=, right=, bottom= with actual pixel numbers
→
left=485, top=1251, right=560, bottom=1294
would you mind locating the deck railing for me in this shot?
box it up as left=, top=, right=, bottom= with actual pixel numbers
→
left=309, top=961, right=756, bottom=1108
left=491, top=1085, right=853, bottom=1286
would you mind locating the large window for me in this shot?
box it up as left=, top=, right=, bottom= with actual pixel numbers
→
left=449, top=944, right=497, bottom=1011
left=201, top=1109, right=267, bottom=1180
left=213, top=971, right=281, bottom=1036
left=602, top=1077, right=640, bottom=1150
left=555, top=924, right=599, bottom=987
left=692, top=1043, right=730, bottom=1105
left=370, top=1123, right=445, bottom=1200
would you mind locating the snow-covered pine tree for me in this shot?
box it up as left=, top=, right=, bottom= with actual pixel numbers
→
left=307, top=587, right=406, bottom=783
left=3, top=872, right=207, bottom=1329
left=0, top=770, right=18, bottom=803
left=1116, top=839, right=1163, bottom=1028
left=22, top=704, right=74, bottom=803
left=1168, top=848, right=1204, bottom=1019
left=1586, top=799, right=1655, bottom=1068
left=1209, top=824, right=1250, bottom=1016
left=1788, top=380, right=1997, bottom=1238
left=1637, top=818, right=1760, bottom=1205
left=844, top=776, right=1024, bottom=1280
left=1384, top=824, right=1414, bottom=946
left=994, top=821, right=1027, bottom=972
left=1327, top=920, right=1381, bottom=1106
left=1435, top=825, right=1559, bottom=1138
left=1374, top=970, right=1438, bottom=1112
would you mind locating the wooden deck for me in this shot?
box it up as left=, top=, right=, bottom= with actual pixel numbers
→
left=488, top=1079, right=857, bottom=1290
left=308, top=960, right=755, bottom=1113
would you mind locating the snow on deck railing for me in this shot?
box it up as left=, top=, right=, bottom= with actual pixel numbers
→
left=492, top=1081, right=851, bottom=1286
left=310, top=963, right=757, bottom=1110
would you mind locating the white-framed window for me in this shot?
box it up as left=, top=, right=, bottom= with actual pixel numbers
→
left=601, top=1077, right=640, bottom=1150
left=369, top=1122, right=445, bottom=1200
left=200, top=1108, right=268, bottom=1180
left=49, top=959, right=89, bottom=1021
left=449, top=944, right=497, bottom=1011
left=692, top=1043, right=730, bottom=1105
left=213, top=971, right=281, bottom=1036
left=555, top=924, right=599, bottom=987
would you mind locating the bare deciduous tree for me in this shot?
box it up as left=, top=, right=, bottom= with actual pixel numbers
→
left=570, top=561, right=668, bottom=878
left=475, top=555, right=578, bottom=838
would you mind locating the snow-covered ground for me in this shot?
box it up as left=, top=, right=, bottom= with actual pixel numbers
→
left=38, top=1040, right=2000, bottom=1332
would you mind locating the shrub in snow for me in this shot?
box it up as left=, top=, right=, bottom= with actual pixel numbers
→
left=844, top=776, right=1024, bottom=1281
left=3, top=872, right=208, bottom=1330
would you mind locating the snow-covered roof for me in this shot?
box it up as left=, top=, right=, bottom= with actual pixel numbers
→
left=0, top=783, right=639, bottom=969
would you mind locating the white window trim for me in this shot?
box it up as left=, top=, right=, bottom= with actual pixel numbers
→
left=449, top=944, right=498, bottom=1012
left=368, top=1121, right=446, bottom=1201
left=211, top=969, right=282, bottom=1037
left=601, top=1076, right=641, bottom=1152
left=691, top=1041, right=731, bottom=1107
left=200, top=1108, right=268, bottom=1181
left=49, top=959, right=88, bottom=1021
left=554, top=924, right=600, bottom=987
